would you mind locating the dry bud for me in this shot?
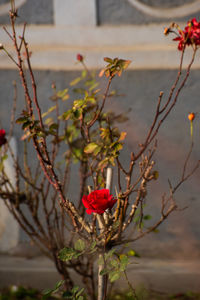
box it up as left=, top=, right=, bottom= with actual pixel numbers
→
left=51, top=83, right=56, bottom=89
left=164, top=27, right=170, bottom=36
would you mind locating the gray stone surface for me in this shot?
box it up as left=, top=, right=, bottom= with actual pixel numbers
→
left=53, top=0, right=96, bottom=26
left=0, top=255, right=200, bottom=292
left=0, top=0, right=54, bottom=24
left=140, top=0, right=193, bottom=7
left=0, top=68, right=200, bottom=259
left=97, top=0, right=200, bottom=24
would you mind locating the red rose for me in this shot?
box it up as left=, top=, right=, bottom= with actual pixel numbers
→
left=0, top=129, right=7, bottom=146
left=82, top=189, right=117, bottom=215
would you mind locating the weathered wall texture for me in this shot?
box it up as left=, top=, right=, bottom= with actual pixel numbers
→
left=97, top=0, right=200, bottom=24
left=0, top=0, right=200, bottom=259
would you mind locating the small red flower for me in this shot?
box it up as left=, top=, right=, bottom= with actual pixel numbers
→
left=0, top=129, right=7, bottom=147
left=174, top=18, right=200, bottom=50
left=76, top=53, right=83, bottom=62
left=82, top=189, right=117, bottom=215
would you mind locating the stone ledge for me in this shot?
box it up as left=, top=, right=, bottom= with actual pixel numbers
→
left=0, top=255, right=200, bottom=292
left=1, top=24, right=200, bottom=70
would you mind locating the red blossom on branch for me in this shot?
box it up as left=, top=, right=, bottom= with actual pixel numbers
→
left=82, top=189, right=117, bottom=214
left=0, top=129, right=7, bottom=147
left=173, top=18, right=200, bottom=50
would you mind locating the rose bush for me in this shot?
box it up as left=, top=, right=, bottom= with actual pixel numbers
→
left=0, top=129, right=7, bottom=147
left=82, top=189, right=117, bottom=214
left=1, top=6, right=200, bottom=299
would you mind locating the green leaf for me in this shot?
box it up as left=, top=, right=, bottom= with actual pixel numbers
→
left=72, top=148, right=83, bottom=160
left=57, top=88, right=69, bottom=99
left=22, top=120, right=31, bottom=130
left=144, top=214, right=152, bottom=221
left=42, top=280, right=64, bottom=299
left=59, top=247, right=79, bottom=261
left=120, top=254, right=129, bottom=265
left=110, top=259, right=118, bottom=268
left=90, top=241, right=96, bottom=250
left=111, top=142, right=123, bottom=152
left=81, top=70, right=87, bottom=78
left=62, top=110, right=72, bottom=121
left=100, top=269, right=109, bottom=276
left=104, top=57, right=113, bottom=63
left=105, top=248, right=116, bottom=260
left=74, top=239, right=85, bottom=252
left=93, top=145, right=101, bottom=156
left=72, top=286, right=80, bottom=294
left=55, top=280, right=65, bottom=289
left=98, top=158, right=109, bottom=169
left=109, top=271, right=120, bottom=282
left=49, top=123, right=58, bottom=131
left=44, top=117, right=53, bottom=125
left=16, top=116, right=28, bottom=124
left=0, top=154, right=8, bottom=172
left=89, top=82, right=99, bottom=92
left=76, top=287, right=84, bottom=298
left=73, top=99, right=86, bottom=109
left=89, top=241, right=97, bottom=253
left=42, top=105, right=57, bottom=118
left=73, top=108, right=82, bottom=119
left=62, top=290, right=73, bottom=298
left=84, top=142, right=99, bottom=154
left=37, top=131, right=45, bottom=137
left=70, top=77, right=81, bottom=86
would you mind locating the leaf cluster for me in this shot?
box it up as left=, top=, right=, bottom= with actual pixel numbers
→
left=58, top=239, right=97, bottom=262
left=99, top=57, right=131, bottom=78
left=43, top=281, right=85, bottom=300
left=99, top=249, right=137, bottom=283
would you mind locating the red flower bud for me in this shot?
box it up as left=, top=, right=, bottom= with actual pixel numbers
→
left=82, top=189, right=117, bottom=215
left=77, top=53, right=83, bottom=62
left=188, top=113, right=195, bottom=121
left=0, top=129, right=7, bottom=146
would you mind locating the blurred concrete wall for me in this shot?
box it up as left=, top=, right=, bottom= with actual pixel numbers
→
left=0, top=0, right=200, bottom=259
